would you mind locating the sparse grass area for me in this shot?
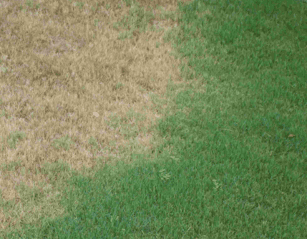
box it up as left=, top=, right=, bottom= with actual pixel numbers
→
left=0, top=0, right=306, bottom=237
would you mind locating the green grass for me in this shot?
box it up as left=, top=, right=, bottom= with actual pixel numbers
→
left=3, top=0, right=307, bottom=237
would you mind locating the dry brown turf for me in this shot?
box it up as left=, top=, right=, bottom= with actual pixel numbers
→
left=0, top=0, right=198, bottom=232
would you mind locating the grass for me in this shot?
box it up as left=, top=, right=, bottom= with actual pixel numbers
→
left=0, top=0, right=306, bottom=237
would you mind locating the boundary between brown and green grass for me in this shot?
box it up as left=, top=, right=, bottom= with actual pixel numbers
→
left=0, top=0, right=306, bottom=238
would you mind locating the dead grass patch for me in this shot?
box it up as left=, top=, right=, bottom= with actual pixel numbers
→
left=0, top=0, right=195, bottom=233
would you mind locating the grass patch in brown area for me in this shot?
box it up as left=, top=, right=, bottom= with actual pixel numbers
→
left=0, top=0, right=195, bottom=233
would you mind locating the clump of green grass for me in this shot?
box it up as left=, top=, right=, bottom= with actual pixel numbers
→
left=1, top=0, right=306, bottom=238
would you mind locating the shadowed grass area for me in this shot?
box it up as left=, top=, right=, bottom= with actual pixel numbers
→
left=0, top=0, right=306, bottom=238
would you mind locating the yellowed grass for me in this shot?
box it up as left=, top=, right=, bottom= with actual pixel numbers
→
left=0, top=0, right=196, bottom=233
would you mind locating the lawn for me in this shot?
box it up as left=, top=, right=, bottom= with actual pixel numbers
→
left=0, top=0, right=306, bottom=238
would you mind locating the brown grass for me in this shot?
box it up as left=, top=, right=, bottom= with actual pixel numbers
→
left=0, top=0, right=195, bottom=233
